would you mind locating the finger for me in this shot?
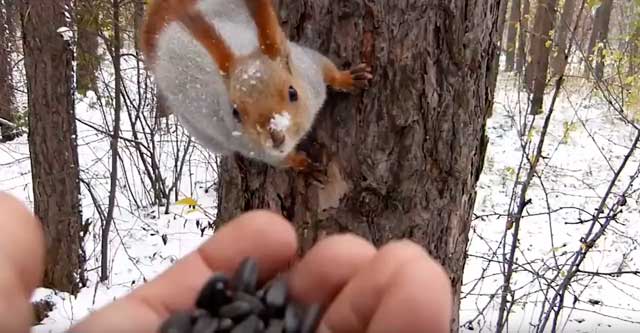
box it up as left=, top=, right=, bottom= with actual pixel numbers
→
left=318, top=240, right=452, bottom=333
left=0, top=192, right=45, bottom=332
left=367, top=257, right=452, bottom=333
left=288, top=234, right=376, bottom=306
left=71, top=210, right=298, bottom=333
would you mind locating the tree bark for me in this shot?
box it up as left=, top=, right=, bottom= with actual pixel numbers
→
left=76, top=0, right=101, bottom=95
left=19, top=0, right=86, bottom=294
left=0, top=0, right=19, bottom=142
left=133, top=0, right=144, bottom=52
left=505, top=0, right=522, bottom=72
left=629, top=24, right=639, bottom=76
left=4, top=0, right=17, bottom=50
left=516, top=0, right=531, bottom=74
left=100, top=0, right=122, bottom=282
left=525, top=0, right=558, bottom=114
left=216, top=1, right=502, bottom=330
left=584, top=0, right=613, bottom=80
left=550, top=0, right=576, bottom=76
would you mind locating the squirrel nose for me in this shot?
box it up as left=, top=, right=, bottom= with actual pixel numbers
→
left=270, top=129, right=285, bottom=149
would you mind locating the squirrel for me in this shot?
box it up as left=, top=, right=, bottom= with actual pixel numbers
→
left=140, top=0, right=373, bottom=171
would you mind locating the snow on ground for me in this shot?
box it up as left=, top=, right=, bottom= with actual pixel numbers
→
left=26, top=92, right=217, bottom=331
left=0, top=66, right=638, bottom=332
left=460, top=73, right=640, bottom=332
left=0, top=57, right=218, bottom=330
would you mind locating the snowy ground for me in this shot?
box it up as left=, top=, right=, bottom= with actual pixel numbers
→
left=1, top=83, right=218, bottom=330
left=0, top=70, right=638, bottom=332
left=460, top=74, right=640, bottom=332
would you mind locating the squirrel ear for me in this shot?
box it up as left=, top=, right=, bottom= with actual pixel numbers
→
left=143, top=0, right=237, bottom=75
left=245, top=0, right=289, bottom=62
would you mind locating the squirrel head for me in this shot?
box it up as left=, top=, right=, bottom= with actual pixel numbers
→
left=165, top=5, right=311, bottom=159
left=226, top=51, right=309, bottom=159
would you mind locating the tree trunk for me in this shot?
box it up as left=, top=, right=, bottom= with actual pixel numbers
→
left=76, top=0, right=101, bottom=95
left=550, top=0, right=576, bottom=76
left=133, top=0, right=144, bottom=52
left=0, top=0, right=19, bottom=142
left=490, top=0, right=509, bottom=82
left=584, top=0, right=613, bottom=80
left=101, top=0, right=122, bottom=282
left=19, top=0, right=86, bottom=294
left=4, top=0, right=18, bottom=50
left=516, top=0, right=531, bottom=74
left=525, top=0, right=558, bottom=114
left=216, top=1, right=502, bottom=330
left=629, top=24, right=639, bottom=76
left=505, top=0, right=522, bottom=72
left=497, top=0, right=510, bottom=50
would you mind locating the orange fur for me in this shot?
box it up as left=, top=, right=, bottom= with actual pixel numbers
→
left=141, top=0, right=235, bottom=75
left=141, top=0, right=179, bottom=62
left=177, top=10, right=236, bottom=75
left=323, top=61, right=373, bottom=92
left=323, top=65, right=355, bottom=91
left=284, top=151, right=311, bottom=171
left=229, top=53, right=308, bottom=150
left=244, top=0, right=288, bottom=60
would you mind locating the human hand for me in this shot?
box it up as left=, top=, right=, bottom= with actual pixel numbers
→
left=0, top=192, right=452, bottom=333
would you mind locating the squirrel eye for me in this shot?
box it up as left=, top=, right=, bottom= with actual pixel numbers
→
left=232, top=107, right=241, bottom=122
left=288, top=86, right=298, bottom=102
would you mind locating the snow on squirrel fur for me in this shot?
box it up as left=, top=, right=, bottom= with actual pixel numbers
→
left=141, top=0, right=373, bottom=170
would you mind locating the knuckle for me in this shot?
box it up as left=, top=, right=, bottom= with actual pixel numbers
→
left=315, top=233, right=376, bottom=253
left=379, top=239, right=429, bottom=262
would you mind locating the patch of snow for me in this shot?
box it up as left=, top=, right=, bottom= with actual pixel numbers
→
left=56, top=27, right=73, bottom=41
left=269, top=112, right=291, bottom=132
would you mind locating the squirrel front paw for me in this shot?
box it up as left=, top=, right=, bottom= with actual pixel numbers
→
left=328, top=63, right=373, bottom=93
left=347, top=63, right=373, bottom=90
left=283, top=151, right=328, bottom=185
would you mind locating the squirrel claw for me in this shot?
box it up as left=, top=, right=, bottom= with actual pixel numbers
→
left=284, top=151, right=313, bottom=172
left=284, top=151, right=328, bottom=184
left=347, top=63, right=373, bottom=91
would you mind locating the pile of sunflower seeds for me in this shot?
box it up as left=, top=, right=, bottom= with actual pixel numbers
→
left=159, top=257, right=323, bottom=333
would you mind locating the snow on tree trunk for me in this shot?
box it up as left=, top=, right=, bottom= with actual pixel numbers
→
left=216, top=1, right=502, bottom=329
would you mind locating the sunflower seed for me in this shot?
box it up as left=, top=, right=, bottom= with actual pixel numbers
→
left=232, top=257, right=259, bottom=294
left=234, top=291, right=266, bottom=315
left=231, top=315, right=261, bottom=333
left=284, top=302, right=303, bottom=333
left=300, top=304, right=322, bottom=333
left=265, top=319, right=284, bottom=333
left=196, top=274, right=230, bottom=315
left=265, top=277, right=288, bottom=311
left=192, top=315, right=219, bottom=333
left=159, top=311, right=193, bottom=333
left=219, top=300, right=253, bottom=320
